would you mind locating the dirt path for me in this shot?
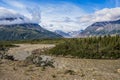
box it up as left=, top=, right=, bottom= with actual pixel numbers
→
left=8, top=44, right=55, bottom=60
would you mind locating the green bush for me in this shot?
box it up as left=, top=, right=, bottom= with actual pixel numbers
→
left=48, top=35, right=120, bottom=59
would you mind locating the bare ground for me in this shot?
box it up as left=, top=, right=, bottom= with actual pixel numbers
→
left=8, top=44, right=55, bottom=60
left=0, top=44, right=120, bottom=80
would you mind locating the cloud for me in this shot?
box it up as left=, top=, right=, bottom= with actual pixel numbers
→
left=0, top=7, right=17, bottom=17
left=41, top=7, right=120, bottom=32
left=41, top=2, right=86, bottom=19
left=0, top=7, right=32, bottom=25
left=2, top=0, right=25, bottom=8
left=40, top=3, right=87, bottom=32
left=51, top=17, right=74, bottom=23
left=27, top=6, right=41, bottom=23
left=77, top=7, right=120, bottom=24
left=1, top=0, right=41, bottom=24
left=94, top=8, right=120, bottom=21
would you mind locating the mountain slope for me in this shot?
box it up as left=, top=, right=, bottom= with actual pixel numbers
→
left=80, top=19, right=120, bottom=37
left=68, top=30, right=83, bottom=38
left=54, top=30, right=71, bottom=38
left=0, top=23, right=62, bottom=40
left=54, top=30, right=83, bottom=38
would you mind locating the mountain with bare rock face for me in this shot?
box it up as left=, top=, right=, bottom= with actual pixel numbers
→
left=79, top=19, right=120, bottom=37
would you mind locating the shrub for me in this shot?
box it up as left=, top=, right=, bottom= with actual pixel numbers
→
left=48, top=35, right=120, bottom=59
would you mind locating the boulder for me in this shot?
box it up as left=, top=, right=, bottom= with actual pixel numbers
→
left=0, top=51, right=14, bottom=61
left=25, top=54, right=55, bottom=68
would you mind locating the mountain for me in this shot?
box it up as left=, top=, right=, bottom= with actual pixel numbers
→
left=79, top=19, right=120, bottom=37
left=68, top=30, right=83, bottom=38
left=54, top=30, right=71, bottom=38
left=54, top=30, right=83, bottom=38
left=0, top=23, right=62, bottom=40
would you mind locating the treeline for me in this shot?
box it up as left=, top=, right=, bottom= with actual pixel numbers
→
left=48, top=35, right=120, bottom=59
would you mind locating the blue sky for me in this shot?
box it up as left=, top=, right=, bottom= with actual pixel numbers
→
left=0, top=0, right=120, bottom=32
left=39, top=0, right=117, bottom=12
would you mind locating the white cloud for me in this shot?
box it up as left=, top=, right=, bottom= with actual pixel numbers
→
left=94, top=7, right=120, bottom=21
left=41, top=3, right=86, bottom=17
left=77, top=7, right=120, bottom=25
left=0, top=7, right=17, bottom=17
left=27, top=6, right=41, bottom=23
left=40, top=3, right=87, bottom=32
left=41, top=7, right=120, bottom=32
left=1, top=0, right=41, bottom=24
left=0, top=7, right=36, bottom=25
left=2, top=0, right=25, bottom=8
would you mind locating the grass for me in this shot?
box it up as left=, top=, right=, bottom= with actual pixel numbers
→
left=0, top=41, right=17, bottom=48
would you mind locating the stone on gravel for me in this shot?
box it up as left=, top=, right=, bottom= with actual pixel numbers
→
left=0, top=51, right=14, bottom=61
left=26, top=54, right=55, bottom=68
left=117, top=69, right=120, bottom=73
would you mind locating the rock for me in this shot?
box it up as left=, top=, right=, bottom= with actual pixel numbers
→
left=0, top=47, right=9, bottom=51
left=64, top=70, right=76, bottom=75
left=4, top=55, right=14, bottom=61
left=0, top=52, right=4, bottom=59
left=117, top=69, right=120, bottom=73
left=25, top=54, right=55, bottom=68
left=0, top=47, right=10, bottom=60
left=0, top=51, right=14, bottom=61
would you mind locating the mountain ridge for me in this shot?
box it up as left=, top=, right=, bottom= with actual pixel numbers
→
left=54, top=30, right=83, bottom=38
left=0, top=23, right=62, bottom=40
left=79, top=19, right=120, bottom=37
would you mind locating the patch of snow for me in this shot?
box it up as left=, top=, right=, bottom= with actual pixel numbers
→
left=96, top=27, right=104, bottom=31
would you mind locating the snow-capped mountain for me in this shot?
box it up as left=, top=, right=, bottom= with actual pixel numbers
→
left=68, top=30, right=83, bottom=37
left=54, top=30, right=71, bottom=38
left=54, top=30, right=83, bottom=38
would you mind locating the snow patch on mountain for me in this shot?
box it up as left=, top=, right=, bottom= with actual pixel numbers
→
left=54, top=30, right=83, bottom=38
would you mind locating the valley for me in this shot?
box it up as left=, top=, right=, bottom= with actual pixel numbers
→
left=0, top=0, right=120, bottom=80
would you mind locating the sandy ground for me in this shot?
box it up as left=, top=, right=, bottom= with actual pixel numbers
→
left=0, top=44, right=120, bottom=80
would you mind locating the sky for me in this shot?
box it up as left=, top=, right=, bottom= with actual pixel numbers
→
left=0, top=0, right=120, bottom=32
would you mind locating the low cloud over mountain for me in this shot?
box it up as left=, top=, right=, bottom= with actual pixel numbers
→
left=0, top=7, right=31, bottom=25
